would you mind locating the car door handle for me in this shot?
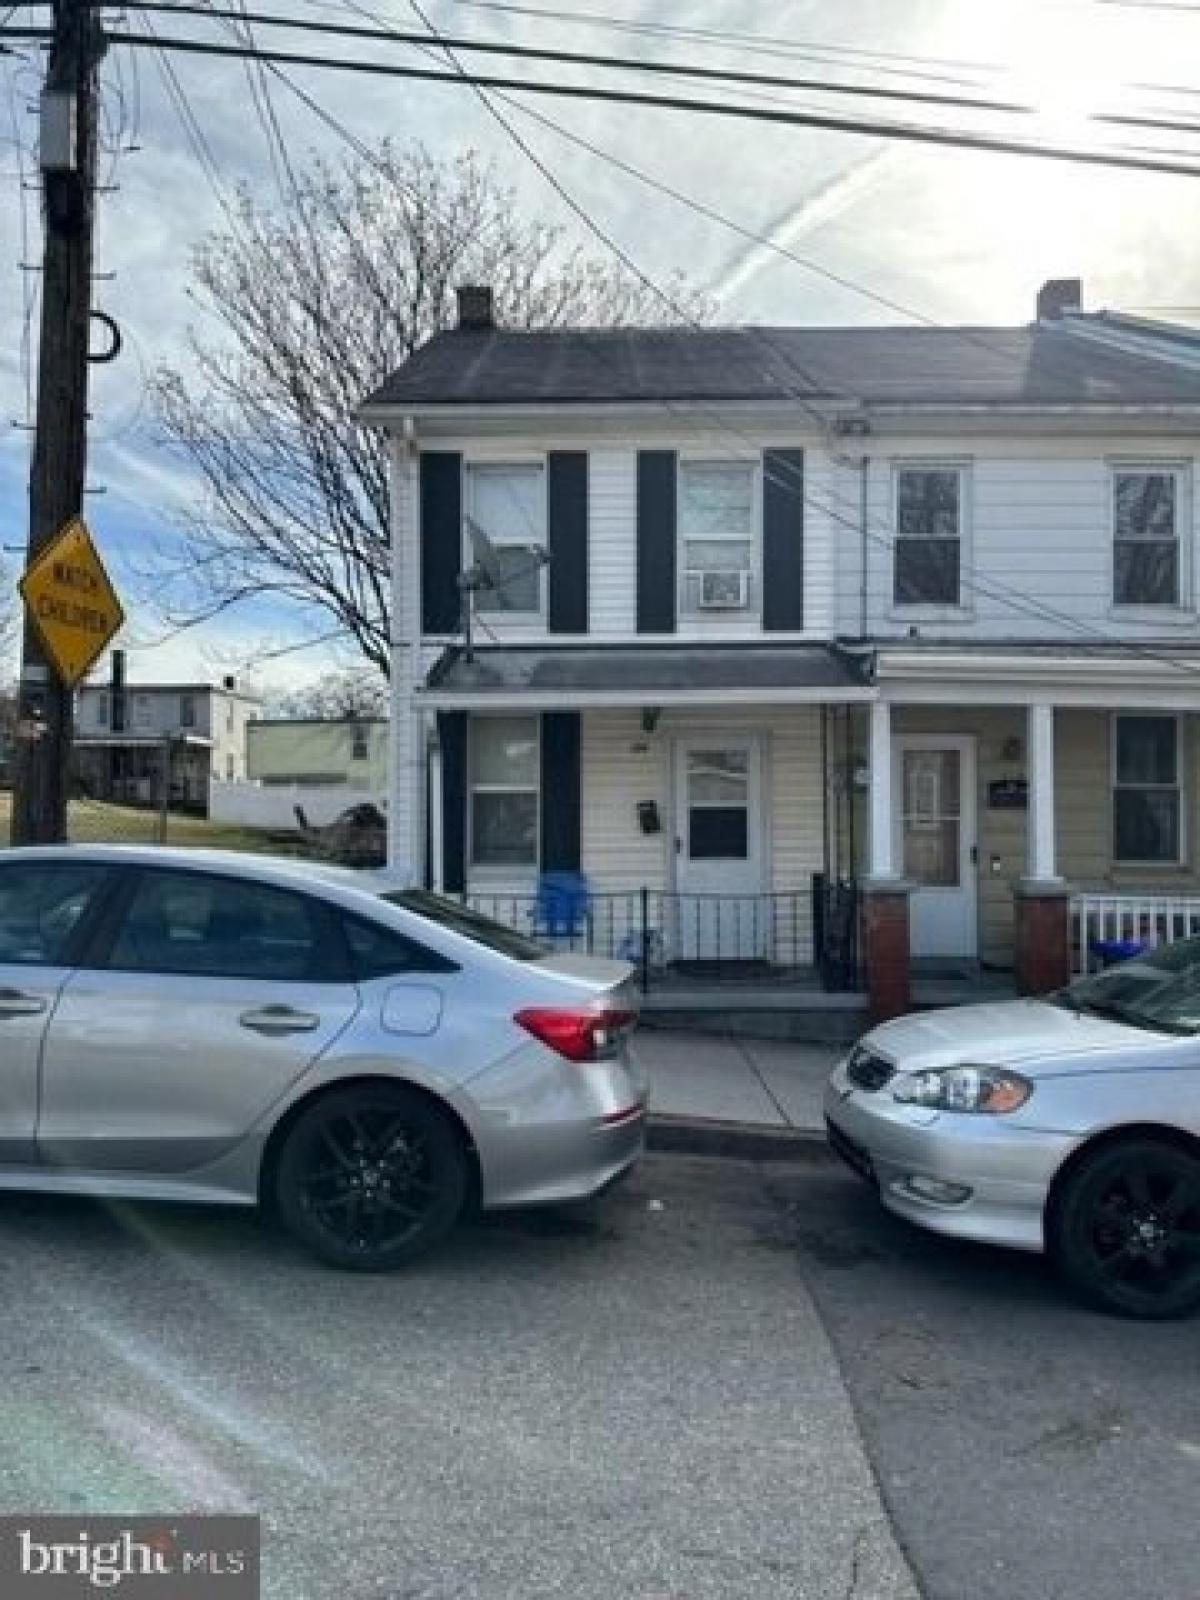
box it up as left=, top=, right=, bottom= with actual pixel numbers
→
left=0, top=988, right=47, bottom=1019
left=239, top=1005, right=321, bottom=1036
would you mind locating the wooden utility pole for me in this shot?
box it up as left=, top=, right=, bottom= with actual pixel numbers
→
left=11, top=0, right=104, bottom=844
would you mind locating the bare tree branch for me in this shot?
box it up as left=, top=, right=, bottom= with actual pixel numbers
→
left=147, top=141, right=710, bottom=676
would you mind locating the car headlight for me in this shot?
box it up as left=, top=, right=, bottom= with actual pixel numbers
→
left=890, top=1065, right=1032, bottom=1114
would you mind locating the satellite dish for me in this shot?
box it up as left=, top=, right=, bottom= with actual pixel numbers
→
left=464, top=514, right=549, bottom=612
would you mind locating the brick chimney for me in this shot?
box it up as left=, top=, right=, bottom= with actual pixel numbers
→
left=456, top=284, right=495, bottom=330
left=1036, top=277, right=1082, bottom=321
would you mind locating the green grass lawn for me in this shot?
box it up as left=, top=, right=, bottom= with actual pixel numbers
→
left=0, top=792, right=287, bottom=853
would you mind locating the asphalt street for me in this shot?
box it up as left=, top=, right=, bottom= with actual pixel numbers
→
left=0, top=1155, right=913, bottom=1600
left=765, top=1155, right=1200, bottom=1600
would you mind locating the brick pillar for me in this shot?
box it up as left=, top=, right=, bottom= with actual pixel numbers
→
left=1014, top=881, right=1071, bottom=996
left=861, top=880, right=913, bottom=1024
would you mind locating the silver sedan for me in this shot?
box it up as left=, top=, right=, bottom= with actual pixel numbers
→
left=826, top=942, right=1200, bottom=1318
left=0, top=846, right=645, bottom=1269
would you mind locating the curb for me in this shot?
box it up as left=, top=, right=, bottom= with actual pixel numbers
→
left=646, top=1114, right=832, bottom=1164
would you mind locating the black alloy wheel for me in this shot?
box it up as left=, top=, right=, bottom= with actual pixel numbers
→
left=275, top=1085, right=467, bottom=1271
left=1051, top=1137, right=1200, bottom=1319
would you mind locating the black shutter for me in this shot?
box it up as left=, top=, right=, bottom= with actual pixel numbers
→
left=420, top=452, right=462, bottom=635
left=438, top=711, right=467, bottom=894
left=548, top=452, right=589, bottom=634
left=636, top=450, right=677, bottom=633
left=762, top=448, right=805, bottom=631
left=540, top=712, right=581, bottom=872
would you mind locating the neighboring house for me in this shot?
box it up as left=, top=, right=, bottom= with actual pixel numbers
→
left=360, top=280, right=1200, bottom=1017
left=74, top=678, right=261, bottom=814
left=247, top=718, right=388, bottom=794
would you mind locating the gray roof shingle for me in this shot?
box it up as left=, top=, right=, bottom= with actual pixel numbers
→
left=362, top=323, right=1200, bottom=411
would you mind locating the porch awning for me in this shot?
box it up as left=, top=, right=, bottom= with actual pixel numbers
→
left=75, top=735, right=214, bottom=749
left=419, top=643, right=873, bottom=709
left=875, top=643, right=1200, bottom=709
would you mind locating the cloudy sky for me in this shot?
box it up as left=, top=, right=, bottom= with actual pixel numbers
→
left=1, top=0, right=1198, bottom=691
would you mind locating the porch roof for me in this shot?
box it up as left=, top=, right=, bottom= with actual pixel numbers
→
left=420, top=643, right=872, bottom=709
left=875, top=642, right=1200, bottom=708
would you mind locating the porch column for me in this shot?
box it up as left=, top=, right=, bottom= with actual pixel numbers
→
left=868, top=699, right=894, bottom=879
left=1027, top=701, right=1058, bottom=882
left=862, top=699, right=912, bottom=1023
left=428, top=721, right=445, bottom=894
left=1014, top=702, right=1071, bottom=996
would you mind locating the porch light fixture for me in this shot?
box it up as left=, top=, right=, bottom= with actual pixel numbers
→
left=641, top=707, right=661, bottom=734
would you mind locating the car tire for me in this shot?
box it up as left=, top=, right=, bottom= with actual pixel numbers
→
left=1049, top=1136, right=1200, bottom=1320
left=275, top=1084, right=467, bottom=1271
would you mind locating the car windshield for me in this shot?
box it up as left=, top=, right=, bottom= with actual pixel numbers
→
left=382, top=888, right=546, bottom=961
left=1056, top=936, right=1200, bottom=1035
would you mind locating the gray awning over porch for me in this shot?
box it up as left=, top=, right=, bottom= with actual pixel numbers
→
left=420, top=643, right=873, bottom=708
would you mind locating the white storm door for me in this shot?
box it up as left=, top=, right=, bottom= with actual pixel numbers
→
left=893, top=736, right=978, bottom=959
left=673, top=736, right=765, bottom=958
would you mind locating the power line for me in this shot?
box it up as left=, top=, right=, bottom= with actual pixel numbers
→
left=108, top=2, right=1043, bottom=116
left=443, top=0, right=1008, bottom=83
left=109, top=2, right=1200, bottom=143
left=86, top=30, right=1200, bottom=180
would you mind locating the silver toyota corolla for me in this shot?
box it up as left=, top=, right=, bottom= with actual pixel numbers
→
left=0, top=846, right=645, bottom=1269
left=826, top=943, right=1200, bottom=1318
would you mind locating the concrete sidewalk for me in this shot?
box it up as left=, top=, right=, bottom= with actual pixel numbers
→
left=631, top=1028, right=841, bottom=1154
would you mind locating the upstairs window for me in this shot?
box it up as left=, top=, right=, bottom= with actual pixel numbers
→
left=351, top=724, right=369, bottom=761
left=894, top=465, right=963, bottom=607
left=179, top=693, right=196, bottom=729
left=1113, top=467, right=1182, bottom=607
left=679, top=460, right=756, bottom=614
left=1113, top=715, right=1182, bottom=865
left=464, top=462, right=546, bottom=617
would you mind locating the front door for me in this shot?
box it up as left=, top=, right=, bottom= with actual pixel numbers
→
left=673, top=735, right=765, bottom=960
left=893, top=736, right=978, bottom=959
left=39, top=865, right=361, bottom=1174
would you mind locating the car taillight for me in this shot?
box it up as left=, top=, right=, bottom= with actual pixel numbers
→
left=514, top=1006, right=637, bottom=1063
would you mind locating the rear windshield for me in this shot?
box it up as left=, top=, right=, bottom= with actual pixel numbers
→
left=383, top=889, right=545, bottom=961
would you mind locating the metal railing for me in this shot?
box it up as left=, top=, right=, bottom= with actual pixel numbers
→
left=464, top=888, right=818, bottom=989
left=1071, top=891, right=1200, bottom=976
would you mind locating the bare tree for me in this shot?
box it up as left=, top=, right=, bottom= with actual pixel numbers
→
left=152, top=143, right=709, bottom=676
left=272, top=665, right=389, bottom=721
left=0, top=558, right=17, bottom=669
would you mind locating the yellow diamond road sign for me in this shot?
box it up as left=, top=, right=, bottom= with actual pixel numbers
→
left=19, top=516, right=125, bottom=689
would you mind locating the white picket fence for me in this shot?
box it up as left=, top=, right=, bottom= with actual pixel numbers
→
left=1070, top=892, right=1200, bottom=976
left=209, top=780, right=384, bottom=831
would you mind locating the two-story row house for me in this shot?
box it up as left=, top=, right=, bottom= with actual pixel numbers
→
left=361, top=280, right=1200, bottom=1018
left=75, top=673, right=260, bottom=813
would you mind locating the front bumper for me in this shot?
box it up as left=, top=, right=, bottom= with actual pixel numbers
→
left=823, top=1063, right=1075, bottom=1253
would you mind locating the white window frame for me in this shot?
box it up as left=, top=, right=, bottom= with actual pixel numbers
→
left=468, top=714, right=540, bottom=877
left=1110, top=461, right=1191, bottom=614
left=1111, top=711, right=1185, bottom=868
left=462, top=459, right=548, bottom=625
left=676, top=455, right=761, bottom=619
left=890, top=460, right=972, bottom=616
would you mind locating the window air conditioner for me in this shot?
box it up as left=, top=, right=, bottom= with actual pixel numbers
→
left=695, top=569, right=750, bottom=610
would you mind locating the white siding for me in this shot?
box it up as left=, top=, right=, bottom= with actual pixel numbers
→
left=580, top=706, right=824, bottom=963
left=852, top=435, right=1200, bottom=640
left=588, top=448, right=636, bottom=638
left=413, top=426, right=833, bottom=643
